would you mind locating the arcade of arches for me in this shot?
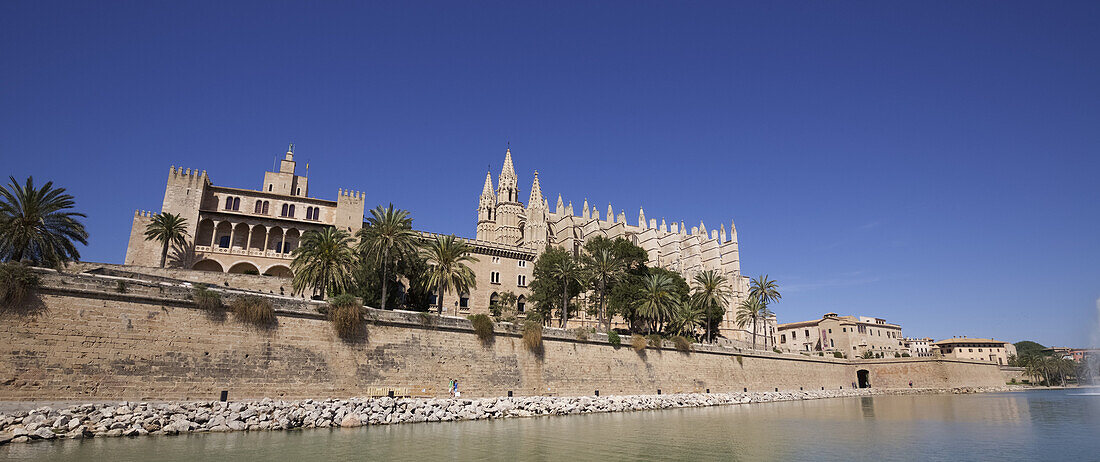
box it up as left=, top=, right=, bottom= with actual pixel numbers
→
left=190, top=218, right=317, bottom=277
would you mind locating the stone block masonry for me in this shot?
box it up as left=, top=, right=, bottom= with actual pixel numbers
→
left=0, top=270, right=1005, bottom=402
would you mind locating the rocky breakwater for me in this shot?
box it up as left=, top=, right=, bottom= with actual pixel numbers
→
left=0, top=386, right=1019, bottom=445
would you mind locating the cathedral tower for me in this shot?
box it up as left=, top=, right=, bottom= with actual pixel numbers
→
left=494, top=149, right=524, bottom=245
left=476, top=170, right=496, bottom=241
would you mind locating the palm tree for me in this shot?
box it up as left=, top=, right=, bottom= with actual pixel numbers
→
left=668, top=303, right=705, bottom=338
left=357, top=204, right=418, bottom=310
left=549, top=254, right=584, bottom=328
left=582, top=247, right=624, bottom=331
left=144, top=212, right=189, bottom=268
left=290, top=227, right=357, bottom=299
left=735, top=297, right=768, bottom=350
left=748, top=274, right=781, bottom=349
left=0, top=176, right=88, bottom=267
left=167, top=241, right=204, bottom=269
left=691, top=270, right=730, bottom=343
left=422, top=234, right=478, bottom=316
left=635, top=272, right=681, bottom=334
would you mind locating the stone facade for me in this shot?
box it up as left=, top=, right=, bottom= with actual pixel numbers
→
left=473, top=149, right=771, bottom=343
left=125, top=145, right=366, bottom=278
left=903, top=337, right=934, bottom=358
left=123, top=145, right=772, bottom=343
left=778, top=312, right=906, bottom=358
left=0, top=271, right=1005, bottom=401
left=932, top=337, right=1017, bottom=366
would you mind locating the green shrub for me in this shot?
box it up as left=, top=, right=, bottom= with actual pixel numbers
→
left=193, top=286, right=224, bottom=312
left=230, top=295, right=276, bottom=327
left=672, top=335, right=692, bottom=352
left=573, top=327, right=589, bottom=342
left=631, top=334, right=647, bottom=352
left=607, top=331, right=621, bottom=348
left=328, top=294, right=363, bottom=339
left=861, top=350, right=875, bottom=359
left=0, top=262, right=39, bottom=311
left=647, top=334, right=663, bottom=348
left=1010, top=378, right=1017, bottom=384
left=773, top=347, right=781, bottom=354
left=468, top=314, right=494, bottom=344
left=818, top=352, right=824, bottom=356
left=522, top=321, right=543, bottom=351
left=901, top=352, right=911, bottom=357
left=735, top=355, right=743, bottom=366
left=833, top=351, right=844, bottom=358
left=894, top=352, right=901, bottom=358
left=115, top=280, right=128, bottom=293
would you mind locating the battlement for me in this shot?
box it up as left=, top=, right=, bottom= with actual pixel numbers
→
left=337, top=188, right=364, bottom=200
left=133, top=210, right=156, bottom=218
left=168, top=166, right=208, bottom=179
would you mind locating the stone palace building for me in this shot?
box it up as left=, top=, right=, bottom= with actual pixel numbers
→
left=125, top=145, right=774, bottom=344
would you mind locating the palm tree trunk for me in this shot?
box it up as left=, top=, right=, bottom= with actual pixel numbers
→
left=561, top=281, right=568, bottom=329
left=437, top=281, right=444, bottom=315
left=380, top=248, right=390, bottom=310
left=705, top=307, right=711, bottom=344
left=601, top=281, right=609, bottom=332
left=751, top=317, right=757, bottom=350
left=160, top=240, right=169, bottom=268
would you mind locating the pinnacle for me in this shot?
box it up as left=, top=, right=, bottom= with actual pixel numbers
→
left=481, top=170, right=494, bottom=197
left=528, top=170, right=544, bottom=207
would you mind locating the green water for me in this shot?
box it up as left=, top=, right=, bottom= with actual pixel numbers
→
left=4, top=389, right=1098, bottom=461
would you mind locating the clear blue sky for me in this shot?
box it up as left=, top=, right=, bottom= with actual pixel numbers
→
left=3, top=1, right=1098, bottom=347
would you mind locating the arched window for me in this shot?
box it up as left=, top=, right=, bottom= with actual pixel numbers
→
left=281, top=204, right=289, bottom=217
left=232, top=197, right=240, bottom=211
left=305, top=207, right=313, bottom=220
left=225, top=197, right=233, bottom=209
left=262, top=201, right=269, bottom=215
left=296, top=187, right=301, bottom=195
left=268, top=184, right=273, bottom=191
left=254, top=200, right=263, bottom=214
left=288, top=205, right=295, bottom=217
left=516, top=295, right=526, bottom=313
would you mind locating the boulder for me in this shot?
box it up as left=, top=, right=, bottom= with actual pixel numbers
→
left=339, top=415, right=361, bottom=428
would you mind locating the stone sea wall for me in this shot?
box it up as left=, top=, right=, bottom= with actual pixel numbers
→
left=1, top=270, right=1006, bottom=403
left=0, top=386, right=1020, bottom=445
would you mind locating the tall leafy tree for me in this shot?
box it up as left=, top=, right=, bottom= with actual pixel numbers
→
left=421, top=234, right=478, bottom=316
left=291, top=227, right=357, bottom=299
left=0, top=176, right=88, bottom=267
left=357, top=204, right=418, bottom=310
left=635, top=271, right=681, bottom=334
left=582, top=247, right=624, bottom=332
left=529, top=246, right=582, bottom=326
left=144, top=212, right=189, bottom=268
left=548, top=253, right=585, bottom=328
left=691, top=270, right=731, bottom=343
left=587, top=236, right=648, bottom=330
left=748, top=274, right=781, bottom=349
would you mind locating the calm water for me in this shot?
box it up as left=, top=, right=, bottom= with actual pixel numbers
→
left=4, top=389, right=1099, bottom=461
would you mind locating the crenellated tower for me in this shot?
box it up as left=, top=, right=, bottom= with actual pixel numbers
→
left=476, top=170, right=497, bottom=241
left=493, top=149, right=524, bottom=245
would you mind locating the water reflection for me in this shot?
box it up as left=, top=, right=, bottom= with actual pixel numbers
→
left=3, top=390, right=1098, bottom=462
